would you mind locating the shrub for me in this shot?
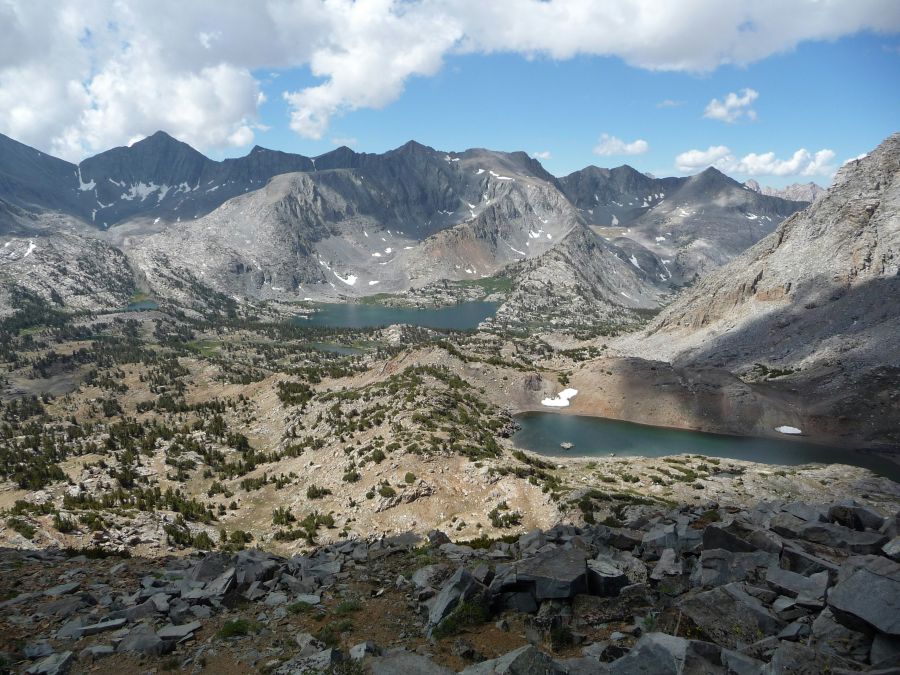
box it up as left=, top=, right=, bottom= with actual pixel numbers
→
left=307, top=484, right=332, bottom=500
left=217, top=618, right=260, bottom=639
left=6, top=517, right=36, bottom=539
left=432, top=600, right=489, bottom=639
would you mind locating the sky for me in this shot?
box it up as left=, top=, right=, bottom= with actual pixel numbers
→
left=1, top=1, right=899, bottom=187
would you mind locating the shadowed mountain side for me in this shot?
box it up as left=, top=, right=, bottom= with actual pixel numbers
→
left=669, top=275, right=900, bottom=447
left=614, top=132, right=900, bottom=447
left=531, top=356, right=887, bottom=451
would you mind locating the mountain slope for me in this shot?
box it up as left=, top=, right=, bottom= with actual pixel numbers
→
left=487, top=225, right=670, bottom=337
left=617, top=133, right=900, bottom=444
left=129, top=143, right=586, bottom=303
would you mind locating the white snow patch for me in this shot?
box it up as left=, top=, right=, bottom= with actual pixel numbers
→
left=475, top=168, right=485, bottom=175
left=76, top=167, right=95, bottom=191
left=611, top=215, right=619, bottom=226
left=541, top=388, right=579, bottom=408
left=629, top=255, right=642, bottom=270
left=489, top=170, right=514, bottom=181
left=368, top=280, right=380, bottom=286
left=775, top=426, right=803, bottom=435
left=503, top=240, right=527, bottom=257
left=363, top=231, right=369, bottom=238
left=746, top=213, right=758, bottom=220
left=655, top=236, right=666, bottom=242
left=371, top=252, right=382, bottom=257
left=384, top=247, right=392, bottom=254
left=334, top=271, right=358, bottom=286
left=23, top=240, right=37, bottom=258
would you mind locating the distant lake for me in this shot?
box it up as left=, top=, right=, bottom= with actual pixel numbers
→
left=124, top=299, right=159, bottom=312
left=297, top=301, right=498, bottom=330
left=513, top=412, right=900, bottom=481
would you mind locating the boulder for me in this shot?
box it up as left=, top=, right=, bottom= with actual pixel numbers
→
left=516, top=549, right=589, bottom=600
left=157, top=621, right=202, bottom=641
left=429, top=567, right=484, bottom=627
left=696, top=549, right=774, bottom=588
left=701, top=525, right=758, bottom=553
left=117, top=624, right=173, bottom=656
left=370, top=651, right=454, bottom=674
left=795, top=522, right=888, bottom=554
left=460, top=645, right=565, bottom=674
left=828, top=556, right=900, bottom=635
left=810, top=608, right=872, bottom=663
left=766, top=640, right=865, bottom=675
left=412, top=564, right=449, bottom=589
left=606, top=633, right=722, bottom=674
left=870, top=633, right=900, bottom=669
left=350, top=641, right=380, bottom=660
left=25, top=651, right=73, bottom=675
left=883, top=536, right=900, bottom=562
left=828, top=500, right=885, bottom=531
left=641, top=523, right=677, bottom=558
left=77, top=617, right=127, bottom=637
left=587, top=558, right=629, bottom=597
left=764, top=567, right=828, bottom=608
left=650, top=549, right=683, bottom=582
left=678, top=583, right=785, bottom=648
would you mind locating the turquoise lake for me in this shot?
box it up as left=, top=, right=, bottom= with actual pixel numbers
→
left=513, top=412, right=900, bottom=481
left=297, top=301, right=498, bottom=330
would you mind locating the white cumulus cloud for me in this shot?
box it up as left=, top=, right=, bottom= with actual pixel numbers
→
left=594, top=134, right=649, bottom=156
left=676, top=145, right=837, bottom=177
left=703, top=88, right=759, bottom=123
left=1, top=1, right=899, bottom=157
left=532, top=150, right=552, bottom=159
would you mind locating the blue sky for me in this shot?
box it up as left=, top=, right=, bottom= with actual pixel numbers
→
left=244, top=33, right=899, bottom=186
left=3, top=1, right=899, bottom=187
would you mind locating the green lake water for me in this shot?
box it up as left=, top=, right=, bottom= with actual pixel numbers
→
left=513, top=412, right=900, bottom=481
left=297, top=301, right=498, bottom=330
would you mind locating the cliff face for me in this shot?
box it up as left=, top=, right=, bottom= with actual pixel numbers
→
left=616, top=133, right=900, bottom=445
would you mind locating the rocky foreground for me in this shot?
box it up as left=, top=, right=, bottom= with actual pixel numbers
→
left=3, top=497, right=899, bottom=674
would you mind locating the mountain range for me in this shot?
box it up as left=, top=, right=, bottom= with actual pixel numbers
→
left=743, top=179, right=827, bottom=203
left=0, top=131, right=809, bottom=322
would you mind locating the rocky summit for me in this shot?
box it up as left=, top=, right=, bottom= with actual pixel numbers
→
left=3, top=497, right=899, bottom=674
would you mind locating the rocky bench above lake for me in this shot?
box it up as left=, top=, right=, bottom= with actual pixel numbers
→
left=3, top=496, right=899, bottom=674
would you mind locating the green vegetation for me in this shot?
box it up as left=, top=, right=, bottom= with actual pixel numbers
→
left=432, top=600, right=490, bottom=639
left=217, top=618, right=261, bottom=639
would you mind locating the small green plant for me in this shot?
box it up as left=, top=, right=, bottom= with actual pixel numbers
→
left=287, top=601, right=314, bottom=615
left=217, top=618, right=260, bottom=639
left=6, top=517, right=36, bottom=539
left=404, top=472, right=416, bottom=484
left=333, top=598, right=362, bottom=615
left=307, top=484, right=332, bottom=499
left=431, top=600, right=489, bottom=639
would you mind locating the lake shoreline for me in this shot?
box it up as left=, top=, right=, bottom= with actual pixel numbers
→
left=509, top=409, right=900, bottom=481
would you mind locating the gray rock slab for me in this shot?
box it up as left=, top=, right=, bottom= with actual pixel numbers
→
left=460, top=645, right=565, bottom=674
left=828, top=556, right=900, bottom=635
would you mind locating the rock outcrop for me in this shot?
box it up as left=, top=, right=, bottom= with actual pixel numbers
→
left=3, top=497, right=899, bottom=673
